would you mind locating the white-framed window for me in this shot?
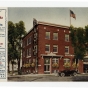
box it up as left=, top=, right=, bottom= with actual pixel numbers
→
left=45, top=32, right=50, bottom=39
left=27, top=48, right=31, bottom=57
left=52, top=58, right=59, bottom=64
left=53, top=33, right=58, bottom=40
left=53, top=45, right=58, bottom=53
left=64, top=58, right=70, bottom=63
left=27, top=37, right=31, bottom=45
left=65, top=46, right=69, bottom=54
left=65, top=34, right=69, bottom=42
left=45, top=44, right=50, bottom=52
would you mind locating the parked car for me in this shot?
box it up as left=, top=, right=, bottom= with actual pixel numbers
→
left=58, top=70, right=77, bottom=77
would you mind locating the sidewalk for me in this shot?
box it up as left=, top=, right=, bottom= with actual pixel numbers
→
left=8, top=73, right=58, bottom=77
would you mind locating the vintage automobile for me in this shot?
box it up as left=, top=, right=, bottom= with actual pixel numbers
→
left=58, top=70, right=78, bottom=77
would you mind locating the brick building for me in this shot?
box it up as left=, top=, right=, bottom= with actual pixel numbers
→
left=22, top=19, right=84, bottom=74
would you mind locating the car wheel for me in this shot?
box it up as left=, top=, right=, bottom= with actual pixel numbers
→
left=73, top=72, right=77, bottom=76
left=60, top=72, right=65, bottom=77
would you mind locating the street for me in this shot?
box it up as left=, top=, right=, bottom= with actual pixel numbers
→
left=8, top=73, right=88, bottom=82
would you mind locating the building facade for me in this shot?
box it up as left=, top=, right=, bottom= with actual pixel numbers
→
left=22, top=19, right=84, bottom=74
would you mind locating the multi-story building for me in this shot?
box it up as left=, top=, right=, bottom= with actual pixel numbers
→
left=22, top=19, right=84, bottom=74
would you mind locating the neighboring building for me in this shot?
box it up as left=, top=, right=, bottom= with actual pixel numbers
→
left=22, top=19, right=84, bottom=74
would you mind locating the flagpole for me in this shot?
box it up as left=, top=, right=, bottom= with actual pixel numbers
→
left=70, top=10, right=71, bottom=26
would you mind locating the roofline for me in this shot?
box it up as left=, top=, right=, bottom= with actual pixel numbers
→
left=22, top=27, right=33, bottom=39
left=38, top=21, right=69, bottom=29
left=22, top=20, right=70, bottom=39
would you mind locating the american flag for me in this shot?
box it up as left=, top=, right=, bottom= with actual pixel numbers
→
left=70, top=10, right=76, bottom=19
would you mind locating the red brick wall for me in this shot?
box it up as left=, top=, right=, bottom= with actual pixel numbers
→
left=78, top=60, right=83, bottom=73
left=37, top=24, right=74, bottom=56
left=38, top=56, right=44, bottom=74
left=37, top=24, right=74, bottom=73
left=59, top=58, right=64, bottom=71
left=22, top=23, right=83, bottom=74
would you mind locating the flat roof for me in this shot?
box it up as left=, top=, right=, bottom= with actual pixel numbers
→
left=22, top=20, right=70, bottom=39
left=38, top=21, right=69, bottom=29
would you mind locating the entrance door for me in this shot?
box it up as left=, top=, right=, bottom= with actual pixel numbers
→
left=44, top=58, right=50, bottom=74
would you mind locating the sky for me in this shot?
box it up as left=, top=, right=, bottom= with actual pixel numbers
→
left=8, top=7, right=88, bottom=32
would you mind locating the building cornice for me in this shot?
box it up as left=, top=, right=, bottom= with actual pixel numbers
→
left=38, top=21, right=69, bottom=29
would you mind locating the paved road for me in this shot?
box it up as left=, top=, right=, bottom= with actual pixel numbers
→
left=8, top=73, right=88, bottom=82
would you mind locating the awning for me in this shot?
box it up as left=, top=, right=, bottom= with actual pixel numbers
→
left=41, top=52, right=63, bottom=58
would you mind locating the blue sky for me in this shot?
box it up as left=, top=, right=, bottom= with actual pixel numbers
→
left=8, top=7, right=88, bottom=32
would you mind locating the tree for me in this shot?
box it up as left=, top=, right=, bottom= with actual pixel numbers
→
left=15, top=21, right=26, bottom=74
left=70, top=26, right=86, bottom=64
left=85, top=25, right=88, bottom=51
left=8, top=21, right=18, bottom=74
left=8, top=21, right=26, bottom=75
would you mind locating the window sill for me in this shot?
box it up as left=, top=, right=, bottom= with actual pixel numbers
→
left=26, top=56, right=31, bottom=58
left=53, top=52, right=58, bottom=53
left=53, top=39, right=58, bottom=40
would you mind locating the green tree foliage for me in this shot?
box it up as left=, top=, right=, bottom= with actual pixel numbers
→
left=8, top=21, right=26, bottom=74
left=85, top=25, right=88, bottom=51
left=70, top=26, right=86, bottom=63
left=15, top=21, right=26, bottom=74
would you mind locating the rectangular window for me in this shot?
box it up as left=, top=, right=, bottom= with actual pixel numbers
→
left=65, top=46, right=69, bottom=54
left=65, top=34, right=69, bottom=42
left=64, top=58, right=70, bottom=63
left=53, top=33, right=58, bottom=40
left=27, top=37, right=31, bottom=45
left=53, top=45, right=58, bottom=53
left=45, top=32, right=50, bottom=39
left=45, top=44, right=50, bottom=52
left=52, top=58, right=59, bottom=64
left=27, top=48, right=31, bottom=57
left=28, top=48, right=31, bottom=56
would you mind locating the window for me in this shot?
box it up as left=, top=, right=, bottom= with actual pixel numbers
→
left=65, top=34, right=69, bottom=42
left=27, top=37, right=31, bottom=45
left=52, top=58, right=58, bottom=64
left=44, top=58, right=50, bottom=64
left=64, top=58, right=70, bottom=63
left=53, top=45, right=58, bottom=53
left=45, top=32, right=50, bottom=39
left=65, top=46, right=69, bottom=54
left=27, top=48, right=31, bottom=57
left=53, top=33, right=58, bottom=40
left=45, top=44, right=50, bottom=52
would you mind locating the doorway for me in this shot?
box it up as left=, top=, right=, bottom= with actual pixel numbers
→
left=44, top=58, right=50, bottom=74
